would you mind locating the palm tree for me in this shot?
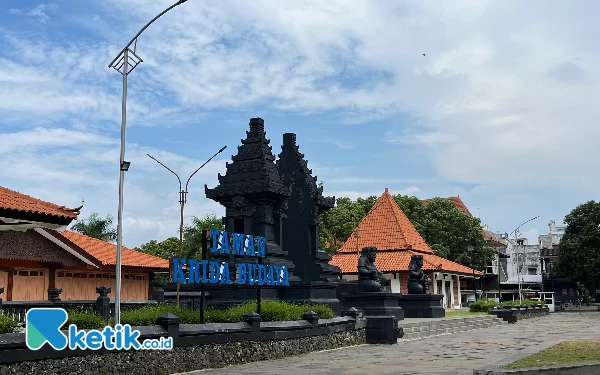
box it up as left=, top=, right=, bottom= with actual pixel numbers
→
left=70, top=212, right=118, bottom=242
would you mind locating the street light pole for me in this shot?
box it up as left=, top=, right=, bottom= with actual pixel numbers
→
left=147, top=146, right=227, bottom=307
left=509, top=216, right=539, bottom=305
left=108, top=0, right=189, bottom=325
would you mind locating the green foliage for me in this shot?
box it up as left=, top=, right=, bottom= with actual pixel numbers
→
left=121, top=304, right=200, bottom=326
left=319, top=194, right=495, bottom=270
left=577, top=282, right=591, bottom=303
left=70, top=212, right=118, bottom=242
left=469, top=299, right=497, bottom=313
left=183, top=214, right=225, bottom=259
left=134, top=213, right=224, bottom=260
left=116, top=301, right=335, bottom=325
left=555, top=201, right=600, bottom=289
left=500, top=299, right=546, bottom=308
left=205, top=301, right=334, bottom=323
left=0, top=315, right=18, bottom=334
left=61, top=308, right=107, bottom=330
left=319, top=196, right=377, bottom=254
left=135, top=237, right=179, bottom=260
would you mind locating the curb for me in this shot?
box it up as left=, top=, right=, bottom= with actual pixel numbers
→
left=474, top=362, right=600, bottom=375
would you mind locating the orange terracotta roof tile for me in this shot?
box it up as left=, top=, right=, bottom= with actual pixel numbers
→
left=60, top=230, right=169, bottom=269
left=337, top=188, right=432, bottom=254
left=422, top=196, right=472, bottom=216
left=0, top=186, right=82, bottom=220
left=330, top=249, right=483, bottom=276
left=482, top=229, right=508, bottom=246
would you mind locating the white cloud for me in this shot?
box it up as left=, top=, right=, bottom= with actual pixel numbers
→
left=8, top=9, right=22, bottom=15
left=2, top=0, right=600, bottom=243
left=0, top=127, right=227, bottom=248
left=28, top=4, right=57, bottom=23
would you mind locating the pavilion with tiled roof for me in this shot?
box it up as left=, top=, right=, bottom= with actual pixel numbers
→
left=0, top=185, right=168, bottom=302
left=330, top=188, right=482, bottom=309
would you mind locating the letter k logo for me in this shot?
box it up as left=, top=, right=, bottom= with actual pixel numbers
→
left=26, top=308, right=68, bottom=350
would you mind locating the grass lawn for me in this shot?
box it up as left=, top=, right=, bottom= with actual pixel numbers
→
left=445, top=310, right=488, bottom=317
left=501, top=341, right=600, bottom=369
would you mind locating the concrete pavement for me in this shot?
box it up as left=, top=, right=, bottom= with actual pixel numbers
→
left=174, top=313, right=600, bottom=375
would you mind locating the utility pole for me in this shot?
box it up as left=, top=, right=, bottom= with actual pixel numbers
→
left=509, top=216, right=538, bottom=304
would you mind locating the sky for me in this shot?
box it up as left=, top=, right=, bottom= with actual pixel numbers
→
left=1, top=0, right=598, bottom=249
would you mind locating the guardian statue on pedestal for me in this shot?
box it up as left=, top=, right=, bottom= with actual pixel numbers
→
left=357, top=246, right=387, bottom=292
left=407, top=254, right=431, bottom=294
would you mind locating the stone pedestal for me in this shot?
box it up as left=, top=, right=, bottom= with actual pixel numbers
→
left=397, top=294, right=445, bottom=318
left=365, top=315, right=403, bottom=344
left=342, top=292, right=404, bottom=320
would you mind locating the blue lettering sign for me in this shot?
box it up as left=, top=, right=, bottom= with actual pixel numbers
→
left=171, top=258, right=187, bottom=283
left=210, top=230, right=221, bottom=253
left=232, top=233, right=244, bottom=255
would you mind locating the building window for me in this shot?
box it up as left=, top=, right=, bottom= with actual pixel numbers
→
left=18, top=271, right=28, bottom=276
left=80, top=274, right=87, bottom=279
left=30, top=271, right=38, bottom=276
left=58, top=272, right=65, bottom=277
left=110, top=274, right=116, bottom=279
left=73, top=273, right=80, bottom=278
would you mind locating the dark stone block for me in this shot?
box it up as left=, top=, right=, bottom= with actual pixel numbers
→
left=365, top=316, right=402, bottom=344
left=342, top=292, right=404, bottom=321
left=276, top=133, right=341, bottom=284
left=397, top=294, right=445, bottom=318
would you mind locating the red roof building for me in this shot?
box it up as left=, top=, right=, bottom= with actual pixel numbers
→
left=330, top=188, right=482, bottom=309
left=0, top=186, right=168, bottom=302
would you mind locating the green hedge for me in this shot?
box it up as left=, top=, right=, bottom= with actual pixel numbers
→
left=61, top=307, right=107, bottom=330
left=0, top=315, right=18, bottom=334
left=500, top=299, right=546, bottom=308
left=469, top=299, right=497, bottom=313
left=205, top=301, right=335, bottom=323
left=121, top=300, right=335, bottom=326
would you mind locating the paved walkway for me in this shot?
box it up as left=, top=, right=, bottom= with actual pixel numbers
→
left=175, top=313, right=600, bottom=375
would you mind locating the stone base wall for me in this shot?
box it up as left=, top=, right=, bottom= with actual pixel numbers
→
left=0, top=330, right=365, bottom=375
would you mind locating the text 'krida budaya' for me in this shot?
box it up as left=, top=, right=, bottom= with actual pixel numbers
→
left=170, top=230, right=290, bottom=286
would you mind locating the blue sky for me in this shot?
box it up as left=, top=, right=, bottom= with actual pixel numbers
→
left=1, top=0, right=598, bottom=248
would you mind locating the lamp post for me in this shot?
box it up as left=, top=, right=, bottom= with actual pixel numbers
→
left=147, top=146, right=227, bottom=307
left=509, top=216, right=539, bottom=305
left=468, top=245, right=476, bottom=302
left=108, top=0, right=189, bottom=325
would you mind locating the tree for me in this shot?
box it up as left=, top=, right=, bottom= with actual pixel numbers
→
left=319, top=194, right=495, bottom=270
left=134, top=237, right=179, bottom=259
left=135, top=214, right=225, bottom=260
left=319, top=196, right=377, bottom=253
left=555, top=200, right=600, bottom=292
left=182, top=214, right=225, bottom=259
left=70, top=212, right=118, bottom=242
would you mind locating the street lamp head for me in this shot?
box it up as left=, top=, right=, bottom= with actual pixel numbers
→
left=120, top=161, right=131, bottom=171
left=218, top=145, right=227, bottom=153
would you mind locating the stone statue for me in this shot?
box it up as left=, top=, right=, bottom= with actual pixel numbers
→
left=407, top=254, right=431, bottom=294
left=357, top=246, right=387, bottom=292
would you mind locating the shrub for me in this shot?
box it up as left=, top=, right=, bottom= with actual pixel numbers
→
left=205, top=300, right=335, bottom=323
left=120, top=304, right=200, bottom=326
left=0, top=315, right=18, bottom=334
left=61, top=307, right=107, bottom=330
left=500, top=299, right=545, bottom=309
left=469, top=299, right=497, bottom=313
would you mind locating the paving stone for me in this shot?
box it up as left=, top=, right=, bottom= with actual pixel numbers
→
left=174, top=313, right=600, bottom=375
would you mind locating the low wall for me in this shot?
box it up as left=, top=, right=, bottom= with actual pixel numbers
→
left=490, top=307, right=550, bottom=323
left=474, top=362, right=600, bottom=375
left=0, top=309, right=365, bottom=374
left=0, top=330, right=365, bottom=375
